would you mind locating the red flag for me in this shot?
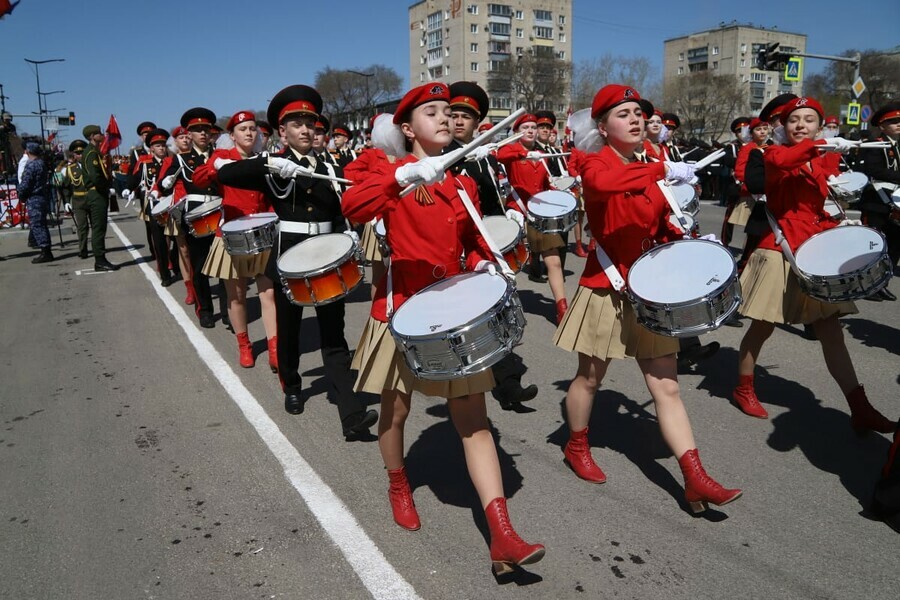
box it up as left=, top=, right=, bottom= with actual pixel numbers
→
left=1, top=1, right=22, bottom=19
left=47, top=132, right=57, bottom=144
left=101, top=114, right=122, bottom=154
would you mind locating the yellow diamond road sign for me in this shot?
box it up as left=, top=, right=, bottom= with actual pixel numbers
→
left=852, top=77, right=866, bottom=99
left=784, top=57, right=802, bottom=81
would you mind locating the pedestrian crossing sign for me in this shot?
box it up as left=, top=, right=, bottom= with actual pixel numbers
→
left=847, top=102, right=861, bottom=126
left=784, top=57, right=802, bottom=82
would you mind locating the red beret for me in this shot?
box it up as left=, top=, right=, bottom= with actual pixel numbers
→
left=226, top=110, right=256, bottom=132
left=749, top=118, right=764, bottom=129
left=478, top=122, right=493, bottom=133
left=393, top=83, right=450, bottom=124
left=591, top=85, right=641, bottom=119
left=513, top=113, right=537, bottom=131
left=824, top=115, right=840, bottom=126
left=779, top=97, right=824, bottom=125
left=171, top=126, right=189, bottom=137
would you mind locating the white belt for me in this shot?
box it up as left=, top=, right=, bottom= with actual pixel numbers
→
left=183, top=194, right=221, bottom=204
left=278, top=220, right=332, bottom=235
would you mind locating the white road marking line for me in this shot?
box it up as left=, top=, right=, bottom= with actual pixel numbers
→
left=109, top=221, right=422, bottom=600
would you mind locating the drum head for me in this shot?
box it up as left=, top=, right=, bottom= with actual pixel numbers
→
left=277, top=233, right=353, bottom=274
left=667, top=213, right=695, bottom=233
left=186, top=197, right=223, bottom=218
left=483, top=216, right=520, bottom=248
left=374, top=218, right=386, bottom=237
left=823, top=200, right=843, bottom=218
left=528, top=190, right=577, bottom=218
left=670, top=183, right=696, bottom=209
left=221, top=212, right=279, bottom=233
left=832, top=171, right=868, bottom=193
left=150, top=196, right=173, bottom=215
left=551, top=176, right=576, bottom=191
left=795, top=227, right=885, bottom=276
left=628, top=240, right=735, bottom=304
left=392, top=272, right=507, bottom=336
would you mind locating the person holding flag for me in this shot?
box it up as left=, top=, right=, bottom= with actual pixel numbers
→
left=100, top=115, right=123, bottom=212
left=80, top=124, right=119, bottom=271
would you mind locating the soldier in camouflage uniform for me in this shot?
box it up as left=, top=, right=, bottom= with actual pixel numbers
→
left=80, top=125, right=119, bottom=271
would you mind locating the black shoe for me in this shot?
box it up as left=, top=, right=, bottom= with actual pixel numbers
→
left=678, top=341, right=720, bottom=368
left=497, top=383, right=539, bottom=409
left=94, top=258, right=120, bottom=271
left=31, top=249, right=54, bottom=264
left=724, top=315, right=744, bottom=328
left=342, top=409, right=378, bottom=439
left=78, top=251, right=89, bottom=259
left=161, top=276, right=175, bottom=287
left=528, top=273, right=548, bottom=283
left=284, top=391, right=305, bottom=415
left=878, top=288, right=897, bottom=301
left=199, top=313, right=215, bottom=329
left=801, top=324, right=817, bottom=341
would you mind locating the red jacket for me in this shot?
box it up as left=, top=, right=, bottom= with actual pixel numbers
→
left=734, top=142, right=766, bottom=196
left=344, top=147, right=393, bottom=184
left=578, top=145, right=681, bottom=289
left=192, top=147, right=271, bottom=236
left=342, top=155, right=494, bottom=322
left=496, top=142, right=550, bottom=210
left=759, top=139, right=841, bottom=254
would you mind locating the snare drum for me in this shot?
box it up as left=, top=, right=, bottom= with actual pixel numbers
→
left=827, top=171, right=868, bottom=204
left=793, top=226, right=892, bottom=302
left=527, top=190, right=577, bottom=233
left=668, top=212, right=697, bottom=236
left=389, top=271, right=526, bottom=380
left=373, top=218, right=389, bottom=256
left=185, top=197, right=223, bottom=237
left=483, top=216, right=529, bottom=273
left=627, top=239, right=741, bottom=337
left=550, top=175, right=577, bottom=192
left=150, top=195, right=174, bottom=226
left=276, top=233, right=364, bottom=306
left=221, top=212, right=279, bottom=255
left=670, top=183, right=700, bottom=216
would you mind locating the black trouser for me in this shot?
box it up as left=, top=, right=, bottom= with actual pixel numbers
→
left=144, top=217, right=156, bottom=261
left=491, top=352, right=525, bottom=401
left=149, top=218, right=170, bottom=280
left=185, top=232, right=213, bottom=318
left=274, top=284, right=365, bottom=423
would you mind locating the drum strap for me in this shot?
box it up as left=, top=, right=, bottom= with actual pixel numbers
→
left=455, top=179, right=515, bottom=277
left=593, top=244, right=626, bottom=292
left=496, top=163, right=528, bottom=214
left=321, top=161, right=354, bottom=231
left=763, top=206, right=802, bottom=274
left=656, top=180, right=692, bottom=233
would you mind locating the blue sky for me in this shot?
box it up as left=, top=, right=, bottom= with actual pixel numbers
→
left=1, top=0, right=897, bottom=149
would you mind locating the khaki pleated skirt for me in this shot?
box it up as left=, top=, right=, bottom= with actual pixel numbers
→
left=352, top=316, right=495, bottom=397
left=201, top=236, right=270, bottom=279
left=727, top=196, right=756, bottom=226
left=554, top=286, right=679, bottom=360
left=163, top=216, right=181, bottom=237
left=361, top=220, right=383, bottom=263
left=738, top=248, right=857, bottom=324
left=526, top=223, right=565, bottom=254
left=138, top=203, right=151, bottom=223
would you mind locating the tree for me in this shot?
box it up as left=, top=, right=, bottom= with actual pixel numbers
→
left=487, top=49, right=571, bottom=114
left=665, top=72, right=746, bottom=142
left=571, top=55, right=658, bottom=108
left=315, top=65, right=403, bottom=123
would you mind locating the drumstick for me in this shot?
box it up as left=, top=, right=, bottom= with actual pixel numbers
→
left=465, top=132, right=526, bottom=161
left=525, top=152, right=572, bottom=159
left=819, top=141, right=891, bottom=149
left=266, top=164, right=352, bottom=185
left=399, top=107, right=527, bottom=197
left=689, top=149, right=727, bottom=171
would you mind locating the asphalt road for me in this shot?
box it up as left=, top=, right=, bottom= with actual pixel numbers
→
left=1, top=201, right=897, bottom=600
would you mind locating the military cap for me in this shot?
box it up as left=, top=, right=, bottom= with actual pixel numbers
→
left=759, top=93, right=798, bottom=123
left=180, top=107, right=217, bottom=130
left=68, top=139, right=88, bottom=152
left=267, top=85, right=322, bottom=127
left=82, top=124, right=102, bottom=138
left=146, top=128, right=170, bottom=145
left=534, top=110, right=556, bottom=128
left=136, top=121, right=157, bottom=136
left=871, top=101, right=900, bottom=127
left=661, top=112, right=680, bottom=129
left=257, top=121, right=273, bottom=136
left=638, top=99, right=655, bottom=120
left=730, top=117, right=751, bottom=133
left=315, top=115, right=331, bottom=133
left=332, top=124, right=352, bottom=138
left=449, top=81, right=489, bottom=121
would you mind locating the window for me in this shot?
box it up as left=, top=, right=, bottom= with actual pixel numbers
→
left=534, top=9, right=552, bottom=22
left=470, top=24, right=478, bottom=34
left=426, top=11, right=442, bottom=31
left=515, top=10, right=523, bottom=19
left=488, top=60, right=505, bottom=72
left=677, top=66, right=684, bottom=75
left=487, top=4, right=512, bottom=17
left=740, top=59, right=746, bottom=67
left=470, top=43, right=478, bottom=53
left=559, top=32, right=566, bottom=42
left=488, top=41, right=509, bottom=53
left=419, top=55, right=425, bottom=64
left=767, top=76, right=773, bottom=84
left=445, top=46, right=450, bottom=57
left=490, top=22, right=510, bottom=36
left=558, top=14, right=566, bottom=25
left=490, top=96, right=513, bottom=110
left=427, top=48, right=441, bottom=62
left=557, top=50, right=565, bottom=59
left=678, top=52, right=684, bottom=61
left=516, top=28, right=523, bottom=38
left=712, top=46, right=719, bottom=55
left=534, top=26, right=553, bottom=39
left=467, top=4, right=478, bottom=14
left=516, top=46, right=523, bottom=56
left=741, top=43, right=747, bottom=52
left=712, top=61, right=718, bottom=69
left=419, top=73, right=424, bottom=82
left=427, top=29, right=442, bottom=50
left=470, top=62, right=479, bottom=72
left=750, top=72, right=766, bottom=82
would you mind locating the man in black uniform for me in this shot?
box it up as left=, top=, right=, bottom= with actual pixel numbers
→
left=158, top=107, right=219, bottom=328
left=445, top=81, right=539, bottom=410
left=123, top=121, right=157, bottom=261
left=330, top=123, right=356, bottom=168
left=128, top=128, right=175, bottom=286
left=857, top=100, right=900, bottom=301
left=720, top=117, right=750, bottom=244
left=217, top=85, right=377, bottom=440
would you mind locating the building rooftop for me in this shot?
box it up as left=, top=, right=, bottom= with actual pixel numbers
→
left=664, top=21, right=805, bottom=43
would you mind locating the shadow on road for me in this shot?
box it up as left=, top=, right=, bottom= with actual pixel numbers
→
left=842, top=317, right=900, bottom=357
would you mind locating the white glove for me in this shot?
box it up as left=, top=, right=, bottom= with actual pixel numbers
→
left=109, top=188, right=117, bottom=197
left=465, top=145, right=493, bottom=162
left=213, top=157, right=234, bottom=170
left=394, top=156, right=446, bottom=187
left=505, top=209, right=525, bottom=228
left=525, top=151, right=544, bottom=160
left=699, top=233, right=723, bottom=245
left=345, top=230, right=360, bottom=244
left=268, top=156, right=313, bottom=179
left=839, top=218, right=862, bottom=226
left=474, top=260, right=498, bottom=276
left=822, top=137, right=857, bottom=153
left=64, top=202, right=72, bottom=213
left=121, top=189, right=132, bottom=200
left=160, top=174, right=176, bottom=189
left=665, top=162, right=698, bottom=185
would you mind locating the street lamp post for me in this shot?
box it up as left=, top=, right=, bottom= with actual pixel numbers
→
left=346, top=70, right=374, bottom=132
left=24, top=58, right=65, bottom=143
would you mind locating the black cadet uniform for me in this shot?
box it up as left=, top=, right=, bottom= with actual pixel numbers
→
left=217, top=85, right=376, bottom=438
left=158, top=107, right=219, bottom=327
left=129, top=128, right=175, bottom=286
left=127, top=121, right=157, bottom=260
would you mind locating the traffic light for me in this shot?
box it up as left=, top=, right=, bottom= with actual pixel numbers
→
left=68, top=111, right=75, bottom=125
left=756, top=42, right=787, bottom=71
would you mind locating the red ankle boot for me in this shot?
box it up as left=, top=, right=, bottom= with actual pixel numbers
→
left=556, top=298, right=569, bottom=325
left=574, top=241, right=588, bottom=257
left=588, top=239, right=596, bottom=252
left=846, top=385, right=894, bottom=434
left=485, top=497, right=545, bottom=575
left=732, top=374, right=768, bottom=419
left=563, top=427, right=606, bottom=483
left=678, top=449, right=742, bottom=514
left=236, top=332, right=254, bottom=368
left=387, top=467, right=420, bottom=531
left=184, top=280, right=196, bottom=306
left=267, top=336, right=278, bottom=373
